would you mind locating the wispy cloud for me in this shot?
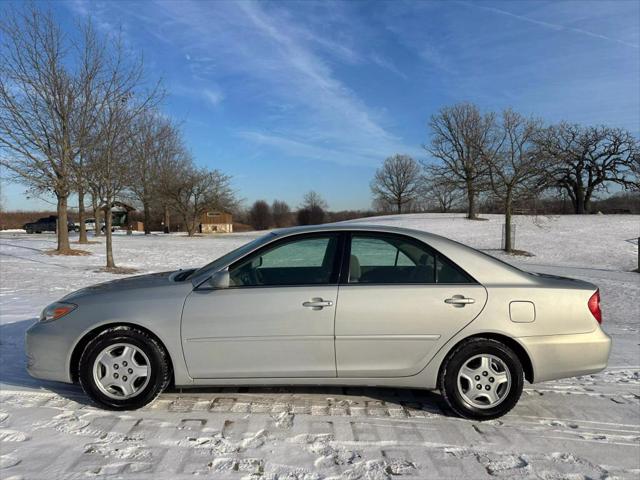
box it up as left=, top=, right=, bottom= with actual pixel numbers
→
left=468, top=3, right=639, bottom=49
left=237, top=131, right=372, bottom=166
left=419, top=44, right=455, bottom=74
left=202, top=88, right=224, bottom=108
left=237, top=130, right=423, bottom=167
left=170, top=84, right=224, bottom=110
left=369, top=53, right=408, bottom=79
left=153, top=0, right=412, bottom=164
left=64, top=0, right=418, bottom=166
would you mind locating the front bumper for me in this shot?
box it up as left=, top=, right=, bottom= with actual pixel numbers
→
left=25, top=320, right=75, bottom=384
left=519, top=327, right=612, bottom=383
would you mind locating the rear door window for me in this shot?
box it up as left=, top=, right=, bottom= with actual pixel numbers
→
left=348, top=233, right=474, bottom=284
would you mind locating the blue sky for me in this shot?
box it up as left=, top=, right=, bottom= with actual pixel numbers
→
left=2, top=0, right=639, bottom=211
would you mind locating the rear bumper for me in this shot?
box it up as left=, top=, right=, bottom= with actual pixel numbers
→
left=519, top=327, right=611, bottom=383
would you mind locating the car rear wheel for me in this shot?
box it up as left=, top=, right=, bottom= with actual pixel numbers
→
left=78, top=327, right=171, bottom=410
left=438, top=338, right=523, bottom=420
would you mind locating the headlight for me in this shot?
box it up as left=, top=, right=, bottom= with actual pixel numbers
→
left=40, top=302, right=77, bottom=322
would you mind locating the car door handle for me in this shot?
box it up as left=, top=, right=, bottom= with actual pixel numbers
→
left=302, top=298, right=333, bottom=310
left=444, top=295, right=475, bottom=307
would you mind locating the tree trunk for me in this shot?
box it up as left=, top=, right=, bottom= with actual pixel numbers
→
left=105, top=206, right=115, bottom=268
left=78, top=186, right=88, bottom=244
left=504, top=193, right=513, bottom=253
left=143, top=201, right=151, bottom=235
left=466, top=183, right=478, bottom=219
left=190, top=214, right=197, bottom=236
left=56, top=194, right=71, bottom=253
left=583, top=188, right=594, bottom=214
left=92, top=194, right=102, bottom=237
left=163, top=204, right=170, bottom=234
left=396, top=200, right=402, bottom=214
left=184, top=212, right=196, bottom=237
left=574, top=184, right=586, bottom=214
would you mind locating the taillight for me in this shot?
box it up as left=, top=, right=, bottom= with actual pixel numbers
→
left=588, top=290, right=602, bottom=324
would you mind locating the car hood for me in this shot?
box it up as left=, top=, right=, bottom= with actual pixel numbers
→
left=61, top=271, right=179, bottom=302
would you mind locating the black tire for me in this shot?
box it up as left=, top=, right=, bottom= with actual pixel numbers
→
left=78, top=326, right=171, bottom=410
left=438, top=338, right=523, bottom=420
left=26, top=229, right=33, bottom=234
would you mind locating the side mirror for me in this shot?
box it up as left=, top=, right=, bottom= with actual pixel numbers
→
left=208, top=269, right=230, bottom=289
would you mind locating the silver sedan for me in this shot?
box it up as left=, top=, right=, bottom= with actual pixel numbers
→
left=25, top=224, right=611, bottom=419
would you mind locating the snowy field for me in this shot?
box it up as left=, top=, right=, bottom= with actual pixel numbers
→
left=0, top=213, right=638, bottom=479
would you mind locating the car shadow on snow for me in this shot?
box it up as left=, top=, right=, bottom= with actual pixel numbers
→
left=170, top=384, right=448, bottom=417
left=0, top=319, right=449, bottom=416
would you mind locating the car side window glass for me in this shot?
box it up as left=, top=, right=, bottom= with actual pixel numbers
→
left=436, top=255, right=473, bottom=283
left=348, top=234, right=474, bottom=285
left=349, top=235, right=436, bottom=284
left=229, top=235, right=338, bottom=287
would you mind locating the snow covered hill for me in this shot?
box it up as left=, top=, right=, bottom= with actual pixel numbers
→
left=1, top=214, right=638, bottom=479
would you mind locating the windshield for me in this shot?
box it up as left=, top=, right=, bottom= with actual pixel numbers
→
left=191, top=232, right=277, bottom=278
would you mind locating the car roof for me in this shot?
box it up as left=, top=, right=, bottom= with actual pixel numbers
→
left=272, top=222, right=443, bottom=239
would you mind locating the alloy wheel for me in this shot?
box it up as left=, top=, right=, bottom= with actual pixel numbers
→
left=456, top=354, right=511, bottom=409
left=92, top=343, right=150, bottom=400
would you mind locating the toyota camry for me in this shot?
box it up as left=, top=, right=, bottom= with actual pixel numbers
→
left=25, top=224, right=611, bottom=419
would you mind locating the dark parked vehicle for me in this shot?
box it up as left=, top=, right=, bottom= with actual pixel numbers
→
left=23, top=216, right=75, bottom=234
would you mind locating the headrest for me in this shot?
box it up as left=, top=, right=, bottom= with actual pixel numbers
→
left=349, top=254, right=361, bottom=282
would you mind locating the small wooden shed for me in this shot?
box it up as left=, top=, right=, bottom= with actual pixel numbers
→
left=101, top=201, right=136, bottom=229
left=199, top=211, right=233, bottom=233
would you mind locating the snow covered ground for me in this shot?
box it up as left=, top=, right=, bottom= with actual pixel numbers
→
left=0, top=213, right=638, bottom=479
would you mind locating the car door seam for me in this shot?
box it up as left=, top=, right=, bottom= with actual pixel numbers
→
left=179, top=289, right=195, bottom=382
left=333, top=285, right=340, bottom=377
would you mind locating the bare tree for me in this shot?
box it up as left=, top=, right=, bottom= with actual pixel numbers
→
left=154, top=132, right=190, bottom=233
left=484, top=109, right=549, bottom=252
left=0, top=6, right=110, bottom=253
left=129, top=110, right=175, bottom=234
left=629, top=151, right=640, bottom=192
left=537, top=123, right=639, bottom=213
left=297, top=206, right=325, bottom=225
left=90, top=187, right=102, bottom=237
left=420, top=175, right=462, bottom=213
left=84, top=39, right=162, bottom=268
left=297, top=190, right=327, bottom=225
left=72, top=155, right=91, bottom=243
left=166, top=165, right=235, bottom=236
left=372, top=196, right=396, bottom=213
left=248, top=200, right=272, bottom=230
left=370, top=154, right=421, bottom=214
left=86, top=99, right=137, bottom=269
left=271, top=200, right=291, bottom=227
left=426, top=103, right=495, bottom=219
left=301, top=191, right=328, bottom=210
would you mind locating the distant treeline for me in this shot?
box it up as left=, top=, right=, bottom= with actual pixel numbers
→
left=3, top=191, right=638, bottom=232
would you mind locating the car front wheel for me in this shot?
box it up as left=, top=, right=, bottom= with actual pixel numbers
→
left=438, top=338, right=523, bottom=420
left=78, top=327, right=171, bottom=410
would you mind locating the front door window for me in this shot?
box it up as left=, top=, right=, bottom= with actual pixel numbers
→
left=229, top=234, right=340, bottom=287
